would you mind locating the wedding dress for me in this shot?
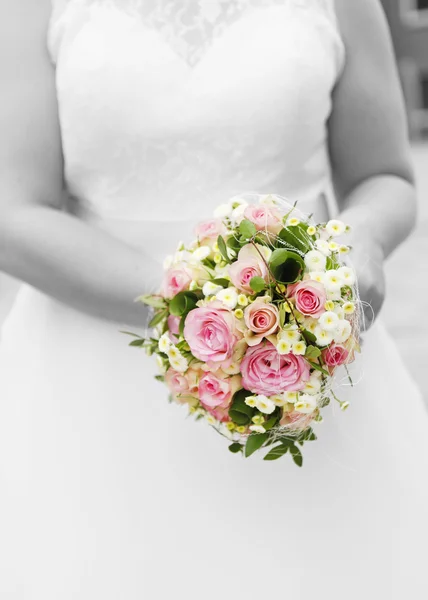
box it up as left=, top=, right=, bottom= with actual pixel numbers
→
left=1, top=1, right=427, bottom=598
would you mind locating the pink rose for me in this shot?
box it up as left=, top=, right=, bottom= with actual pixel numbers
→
left=198, top=372, right=232, bottom=408
left=322, top=344, right=349, bottom=369
left=241, top=341, right=310, bottom=395
left=195, top=219, right=227, bottom=242
left=244, top=299, right=280, bottom=346
left=229, top=244, right=269, bottom=293
left=161, top=264, right=192, bottom=299
left=184, top=306, right=238, bottom=365
left=167, top=315, right=181, bottom=341
left=243, top=205, right=282, bottom=234
left=165, top=367, right=201, bottom=404
left=287, top=280, right=326, bottom=318
left=280, top=411, right=314, bottom=431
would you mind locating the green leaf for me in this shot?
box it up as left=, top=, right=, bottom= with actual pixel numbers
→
left=249, top=276, right=266, bottom=293
left=120, top=331, right=144, bottom=338
left=277, top=224, right=312, bottom=254
left=269, top=249, right=305, bottom=284
left=305, top=345, right=321, bottom=360
left=308, top=361, right=329, bottom=376
left=245, top=432, right=269, bottom=457
left=148, top=308, right=169, bottom=328
left=129, top=338, right=146, bottom=347
left=136, top=295, right=167, bottom=309
left=301, top=329, right=317, bottom=345
left=226, top=235, right=242, bottom=253
left=154, top=374, right=165, bottom=382
left=278, top=303, right=287, bottom=328
left=290, top=444, right=303, bottom=467
left=169, top=291, right=198, bottom=317
left=178, top=314, right=186, bottom=337
left=229, top=443, right=244, bottom=454
left=217, top=235, right=230, bottom=263
left=263, top=444, right=290, bottom=461
left=212, top=278, right=230, bottom=287
left=229, top=389, right=255, bottom=425
left=239, top=219, right=257, bottom=240
left=262, top=409, right=281, bottom=431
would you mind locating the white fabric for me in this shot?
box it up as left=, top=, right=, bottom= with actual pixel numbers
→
left=0, top=1, right=427, bottom=598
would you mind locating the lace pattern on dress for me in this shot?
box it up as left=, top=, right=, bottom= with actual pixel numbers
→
left=49, top=0, right=344, bottom=69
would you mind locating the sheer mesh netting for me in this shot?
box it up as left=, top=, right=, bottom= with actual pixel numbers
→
left=51, top=0, right=338, bottom=67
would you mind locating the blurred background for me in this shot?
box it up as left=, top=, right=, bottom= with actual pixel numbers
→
left=0, top=0, right=427, bottom=396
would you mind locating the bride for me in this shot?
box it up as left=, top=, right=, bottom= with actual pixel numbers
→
left=0, top=0, right=427, bottom=598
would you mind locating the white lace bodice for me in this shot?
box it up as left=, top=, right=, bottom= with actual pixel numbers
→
left=48, top=0, right=345, bottom=222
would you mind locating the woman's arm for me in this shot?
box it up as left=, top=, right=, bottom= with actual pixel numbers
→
left=0, top=0, right=157, bottom=327
left=329, top=0, right=417, bottom=324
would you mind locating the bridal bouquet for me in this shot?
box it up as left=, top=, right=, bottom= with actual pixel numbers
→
left=126, top=194, right=360, bottom=465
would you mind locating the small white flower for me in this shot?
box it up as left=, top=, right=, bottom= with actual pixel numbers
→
left=343, top=301, right=355, bottom=315
left=192, top=246, right=211, bottom=261
left=158, top=333, right=172, bottom=353
left=216, top=287, right=239, bottom=309
left=326, top=219, right=346, bottom=237
left=314, top=326, right=334, bottom=347
left=303, top=375, right=322, bottom=395
left=337, top=266, right=356, bottom=286
left=167, top=345, right=181, bottom=360
left=292, top=340, right=307, bottom=355
left=339, top=245, right=350, bottom=255
left=334, top=319, right=352, bottom=343
left=271, top=394, right=288, bottom=407
left=277, top=339, right=292, bottom=355
left=156, top=354, right=166, bottom=373
left=309, top=271, right=325, bottom=284
left=245, top=396, right=258, bottom=408
left=163, top=255, right=174, bottom=270
left=286, top=217, right=300, bottom=227
left=318, top=311, right=340, bottom=332
left=226, top=247, right=237, bottom=260
left=323, top=270, right=344, bottom=293
left=169, top=355, right=188, bottom=373
left=334, top=305, right=345, bottom=320
left=295, top=394, right=318, bottom=414
left=314, top=239, right=332, bottom=257
left=213, top=203, right=232, bottom=218
left=305, top=250, right=327, bottom=272
left=255, top=395, right=276, bottom=415
left=206, top=414, right=217, bottom=426
left=279, top=325, right=300, bottom=343
left=231, top=202, right=248, bottom=221
left=284, top=391, right=300, bottom=404
left=307, top=225, right=317, bottom=236
left=328, top=241, right=339, bottom=252
left=202, top=281, right=224, bottom=297
left=259, top=194, right=278, bottom=207
left=237, top=294, right=249, bottom=307
left=303, top=317, right=318, bottom=334
left=249, top=425, right=266, bottom=434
